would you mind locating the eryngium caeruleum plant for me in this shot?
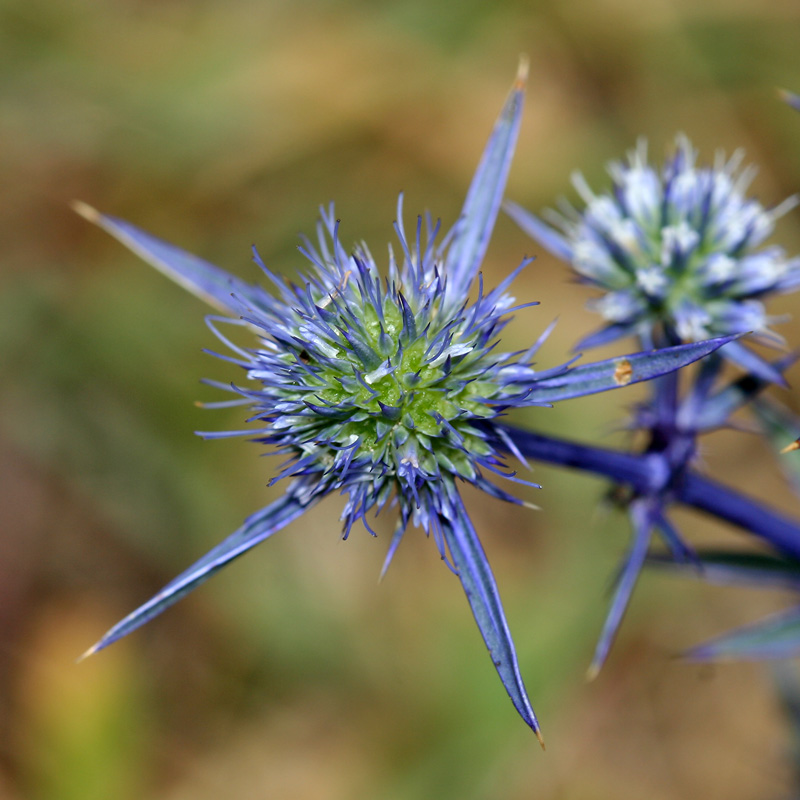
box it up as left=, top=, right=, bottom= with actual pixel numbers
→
left=74, top=65, right=738, bottom=743
left=76, top=65, right=800, bottom=742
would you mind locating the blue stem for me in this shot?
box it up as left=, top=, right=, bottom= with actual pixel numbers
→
left=502, top=425, right=800, bottom=560
left=678, top=472, right=800, bottom=560
left=501, top=426, right=661, bottom=491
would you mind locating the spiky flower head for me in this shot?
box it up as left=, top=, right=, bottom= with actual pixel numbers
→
left=190, top=197, right=562, bottom=580
left=74, top=69, right=735, bottom=741
left=507, top=136, right=800, bottom=381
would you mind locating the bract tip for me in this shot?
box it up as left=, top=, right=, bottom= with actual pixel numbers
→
left=76, top=643, right=99, bottom=664
left=515, top=56, right=529, bottom=88
left=71, top=200, right=102, bottom=224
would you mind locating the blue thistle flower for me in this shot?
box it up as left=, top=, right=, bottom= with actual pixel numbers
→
left=507, top=134, right=800, bottom=674
left=506, top=135, right=800, bottom=383
left=74, top=66, right=735, bottom=741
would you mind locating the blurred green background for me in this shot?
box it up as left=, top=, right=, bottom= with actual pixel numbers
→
left=4, top=0, right=800, bottom=797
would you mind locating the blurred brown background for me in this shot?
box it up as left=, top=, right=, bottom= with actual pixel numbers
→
left=4, top=0, right=800, bottom=798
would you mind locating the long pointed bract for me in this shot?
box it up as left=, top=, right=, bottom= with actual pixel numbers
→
left=503, top=199, right=573, bottom=261
left=694, top=353, right=798, bottom=431
left=441, top=492, right=544, bottom=747
left=649, top=550, right=800, bottom=591
left=687, top=605, right=800, bottom=661
left=443, top=60, right=527, bottom=301
left=80, top=491, right=316, bottom=658
left=528, top=335, right=740, bottom=404
left=588, top=500, right=655, bottom=679
left=718, top=339, right=788, bottom=387
left=72, top=201, right=265, bottom=315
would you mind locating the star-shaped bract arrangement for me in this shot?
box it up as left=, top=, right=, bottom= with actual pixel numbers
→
left=75, top=65, right=735, bottom=742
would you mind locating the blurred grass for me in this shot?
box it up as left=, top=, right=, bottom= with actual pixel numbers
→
left=3, top=0, right=800, bottom=798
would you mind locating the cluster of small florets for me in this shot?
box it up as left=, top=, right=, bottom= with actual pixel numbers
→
left=511, top=136, right=800, bottom=346
left=217, top=205, right=538, bottom=540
